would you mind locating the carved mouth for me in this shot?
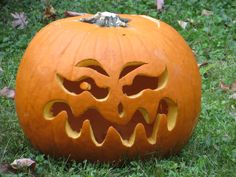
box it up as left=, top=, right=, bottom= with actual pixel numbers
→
left=44, top=99, right=176, bottom=145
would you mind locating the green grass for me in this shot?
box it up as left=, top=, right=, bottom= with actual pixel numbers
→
left=0, top=0, right=235, bottom=176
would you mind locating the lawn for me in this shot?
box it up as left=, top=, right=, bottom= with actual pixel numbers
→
left=0, top=0, right=235, bottom=176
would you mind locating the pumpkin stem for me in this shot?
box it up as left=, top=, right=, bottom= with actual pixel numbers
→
left=80, top=12, right=130, bottom=27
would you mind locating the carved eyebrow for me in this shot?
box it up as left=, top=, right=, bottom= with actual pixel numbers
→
left=76, top=59, right=109, bottom=76
left=119, top=62, right=146, bottom=79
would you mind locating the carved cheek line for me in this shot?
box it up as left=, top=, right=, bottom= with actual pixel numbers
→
left=56, top=74, right=109, bottom=100
left=119, top=61, right=146, bottom=79
left=122, top=66, right=168, bottom=98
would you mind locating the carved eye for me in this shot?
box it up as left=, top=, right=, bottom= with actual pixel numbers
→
left=121, top=64, right=168, bottom=97
left=58, top=75, right=109, bottom=99
left=123, top=75, right=159, bottom=96
left=119, top=62, right=146, bottom=79
left=57, top=59, right=109, bottom=99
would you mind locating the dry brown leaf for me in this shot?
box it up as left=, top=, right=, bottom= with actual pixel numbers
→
left=0, top=159, right=36, bottom=174
left=0, top=163, right=14, bottom=174
left=230, top=81, right=236, bottom=92
left=0, top=87, right=15, bottom=99
left=156, top=0, right=164, bottom=11
left=220, top=81, right=236, bottom=92
left=64, top=11, right=86, bottom=17
left=220, top=81, right=230, bottom=91
left=11, top=12, right=28, bottom=29
left=198, top=62, right=209, bottom=68
left=44, top=5, right=56, bottom=19
left=178, top=20, right=188, bottom=29
left=201, top=9, right=213, bottom=16
left=10, top=158, right=36, bottom=170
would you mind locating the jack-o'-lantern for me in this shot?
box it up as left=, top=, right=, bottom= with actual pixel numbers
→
left=15, top=12, right=201, bottom=162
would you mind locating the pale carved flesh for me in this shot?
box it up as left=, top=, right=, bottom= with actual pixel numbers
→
left=44, top=59, right=178, bottom=146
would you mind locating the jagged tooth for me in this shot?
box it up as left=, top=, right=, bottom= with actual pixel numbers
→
left=148, top=107, right=158, bottom=124
left=97, top=127, right=125, bottom=161
left=167, top=105, right=178, bottom=131
left=80, top=120, right=103, bottom=147
left=127, top=123, right=147, bottom=147
left=103, top=126, right=124, bottom=146
left=65, top=121, right=81, bottom=139
left=148, top=114, right=167, bottom=144
left=59, top=109, right=82, bottom=139
left=138, top=108, right=150, bottom=124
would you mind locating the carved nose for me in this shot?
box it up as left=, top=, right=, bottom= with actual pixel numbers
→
left=118, top=102, right=124, bottom=117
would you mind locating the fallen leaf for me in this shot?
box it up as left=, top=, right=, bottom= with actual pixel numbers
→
left=198, top=62, right=209, bottom=68
left=178, top=20, right=188, bottom=29
left=44, top=5, right=56, bottom=19
left=64, top=11, right=86, bottom=17
left=0, top=87, right=15, bottom=99
left=220, top=81, right=236, bottom=92
left=220, top=81, right=230, bottom=91
left=156, top=0, right=164, bottom=11
left=11, top=12, right=28, bottom=29
left=10, top=158, right=36, bottom=170
left=230, top=93, right=236, bottom=100
left=201, top=9, right=213, bottom=16
left=230, top=82, right=236, bottom=92
left=0, top=163, right=15, bottom=174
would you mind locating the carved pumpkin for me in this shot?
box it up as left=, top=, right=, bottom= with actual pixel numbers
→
left=15, top=13, right=201, bottom=162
